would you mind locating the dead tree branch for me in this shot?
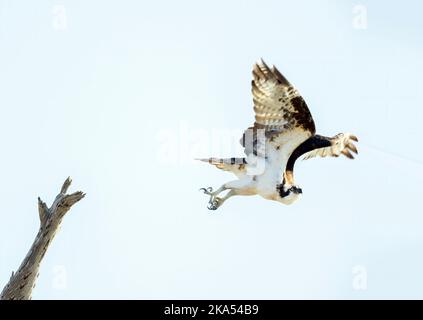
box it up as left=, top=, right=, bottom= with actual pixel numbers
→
left=0, top=177, right=85, bottom=300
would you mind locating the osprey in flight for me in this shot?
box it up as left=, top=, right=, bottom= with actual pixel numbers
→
left=199, top=59, right=358, bottom=210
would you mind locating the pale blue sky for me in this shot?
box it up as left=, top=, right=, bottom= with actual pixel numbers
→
left=0, top=0, right=422, bottom=299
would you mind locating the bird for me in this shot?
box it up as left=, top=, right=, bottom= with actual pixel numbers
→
left=198, top=59, right=358, bottom=210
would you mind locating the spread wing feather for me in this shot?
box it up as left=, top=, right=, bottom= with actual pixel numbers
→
left=302, top=133, right=358, bottom=160
left=241, top=59, right=316, bottom=160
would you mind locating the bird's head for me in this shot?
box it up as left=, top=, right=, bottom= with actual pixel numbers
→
left=276, top=184, right=302, bottom=205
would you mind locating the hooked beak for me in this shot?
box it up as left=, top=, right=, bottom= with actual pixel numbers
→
left=289, top=186, right=302, bottom=194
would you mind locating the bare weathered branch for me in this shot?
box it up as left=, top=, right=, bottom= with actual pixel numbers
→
left=0, top=178, right=85, bottom=300
left=60, top=176, right=72, bottom=194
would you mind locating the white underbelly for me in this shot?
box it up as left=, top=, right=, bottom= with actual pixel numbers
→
left=242, top=146, right=289, bottom=198
left=252, top=160, right=284, bottom=198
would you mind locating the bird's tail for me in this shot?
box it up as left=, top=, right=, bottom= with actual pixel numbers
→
left=196, top=157, right=248, bottom=177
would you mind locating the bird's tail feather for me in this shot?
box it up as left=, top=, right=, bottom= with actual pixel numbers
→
left=196, top=157, right=248, bottom=177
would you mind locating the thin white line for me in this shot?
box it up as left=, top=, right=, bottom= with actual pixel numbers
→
left=361, top=142, right=423, bottom=166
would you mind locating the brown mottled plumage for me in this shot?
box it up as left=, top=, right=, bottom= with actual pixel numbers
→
left=241, top=59, right=315, bottom=158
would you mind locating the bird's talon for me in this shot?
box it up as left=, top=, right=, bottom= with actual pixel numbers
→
left=207, top=202, right=217, bottom=210
left=207, top=197, right=220, bottom=210
left=200, top=187, right=213, bottom=195
left=209, top=198, right=221, bottom=210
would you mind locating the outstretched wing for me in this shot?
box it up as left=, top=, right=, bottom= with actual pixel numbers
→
left=283, top=133, right=358, bottom=186
left=302, top=133, right=358, bottom=160
left=241, top=59, right=316, bottom=161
